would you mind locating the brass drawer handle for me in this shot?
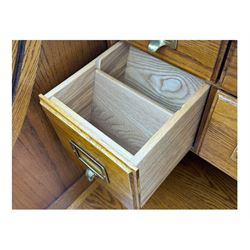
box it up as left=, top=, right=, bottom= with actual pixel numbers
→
left=69, top=140, right=109, bottom=183
left=230, top=146, right=237, bottom=162
left=148, top=40, right=177, bottom=52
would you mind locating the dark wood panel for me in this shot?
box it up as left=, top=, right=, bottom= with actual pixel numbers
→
left=62, top=152, right=237, bottom=209
left=12, top=40, right=107, bottom=209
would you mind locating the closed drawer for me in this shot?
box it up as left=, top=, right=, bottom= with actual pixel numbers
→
left=220, top=41, right=237, bottom=96
left=199, top=90, right=237, bottom=179
left=39, top=42, right=209, bottom=208
left=128, top=40, right=226, bottom=81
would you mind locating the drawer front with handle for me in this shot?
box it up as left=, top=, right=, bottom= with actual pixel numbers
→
left=69, top=140, right=109, bottom=183
left=127, top=40, right=228, bottom=81
left=40, top=41, right=209, bottom=208
left=39, top=98, right=140, bottom=209
left=199, top=90, right=237, bottom=179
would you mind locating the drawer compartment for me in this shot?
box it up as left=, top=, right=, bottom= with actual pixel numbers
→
left=127, top=40, right=227, bottom=81
left=199, top=91, right=237, bottom=179
left=40, top=42, right=210, bottom=208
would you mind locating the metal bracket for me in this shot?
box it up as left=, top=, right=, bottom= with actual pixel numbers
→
left=148, top=40, right=177, bottom=53
left=69, top=140, right=109, bottom=183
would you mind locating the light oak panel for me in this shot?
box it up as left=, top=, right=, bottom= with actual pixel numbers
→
left=54, top=62, right=96, bottom=119
left=40, top=96, right=140, bottom=209
left=99, top=43, right=204, bottom=112
left=122, top=46, right=204, bottom=112
left=91, top=70, right=172, bottom=154
left=97, top=41, right=129, bottom=79
left=135, top=84, right=210, bottom=205
left=127, top=40, right=228, bottom=81
left=199, top=91, right=237, bottom=179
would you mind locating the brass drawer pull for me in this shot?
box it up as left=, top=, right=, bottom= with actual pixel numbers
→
left=230, top=146, right=237, bottom=162
left=69, top=140, right=109, bottom=183
left=148, top=40, right=177, bottom=52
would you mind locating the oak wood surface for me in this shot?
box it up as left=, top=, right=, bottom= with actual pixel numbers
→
left=12, top=40, right=18, bottom=73
left=13, top=40, right=107, bottom=209
left=40, top=95, right=140, bottom=209
left=97, top=41, right=129, bottom=79
left=122, top=46, right=204, bottom=112
left=12, top=40, right=42, bottom=146
left=127, top=40, right=227, bottom=81
left=99, top=43, right=204, bottom=112
left=220, top=41, right=237, bottom=96
left=55, top=64, right=96, bottom=119
left=42, top=81, right=209, bottom=208
left=192, top=86, right=218, bottom=152
left=68, top=181, right=125, bottom=209
left=91, top=70, right=172, bottom=154
left=198, top=91, right=237, bottom=179
left=40, top=42, right=210, bottom=208
left=48, top=175, right=91, bottom=209
left=136, top=84, right=209, bottom=205
left=60, top=152, right=236, bottom=209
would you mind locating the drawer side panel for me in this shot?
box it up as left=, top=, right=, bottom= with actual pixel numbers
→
left=137, top=84, right=210, bottom=206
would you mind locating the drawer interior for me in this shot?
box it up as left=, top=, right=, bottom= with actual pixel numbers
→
left=98, top=43, right=204, bottom=112
left=45, top=41, right=206, bottom=161
left=52, top=69, right=172, bottom=155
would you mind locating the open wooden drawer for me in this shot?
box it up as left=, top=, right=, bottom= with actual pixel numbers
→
left=39, top=42, right=210, bottom=208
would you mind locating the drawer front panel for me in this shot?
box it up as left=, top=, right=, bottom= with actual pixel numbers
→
left=199, top=91, right=237, bottom=179
left=40, top=97, right=140, bottom=208
left=221, top=41, right=237, bottom=96
left=127, top=40, right=226, bottom=81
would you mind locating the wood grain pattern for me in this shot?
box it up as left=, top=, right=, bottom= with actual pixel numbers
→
left=12, top=40, right=42, bottom=146
left=199, top=91, right=237, bottom=179
left=39, top=95, right=140, bottom=209
left=68, top=181, right=125, bottom=209
left=135, top=84, right=210, bottom=205
left=42, top=81, right=209, bottom=208
left=127, top=40, right=227, bottom=81
left=121, top=46, right=204, bottom=112
left=62, top=152, right=236, bottom=209
left=220, top=41, right=237, bottom=96
left=12, top=41, right=18, bottom=74
left=54, top=61, right=96, bottom=120
left=97, top=41, right=129, bottom=79
left=91, top=70, right=172, bottom=154
left=40, top=41, right=210, bottom=208
left=48, top=175, right=91, bottom=209
left=13, top=40, right=107, bottom=209
left=144, top=152, right=237, bottom=209
left=192, top=86, right=218, bottom=152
